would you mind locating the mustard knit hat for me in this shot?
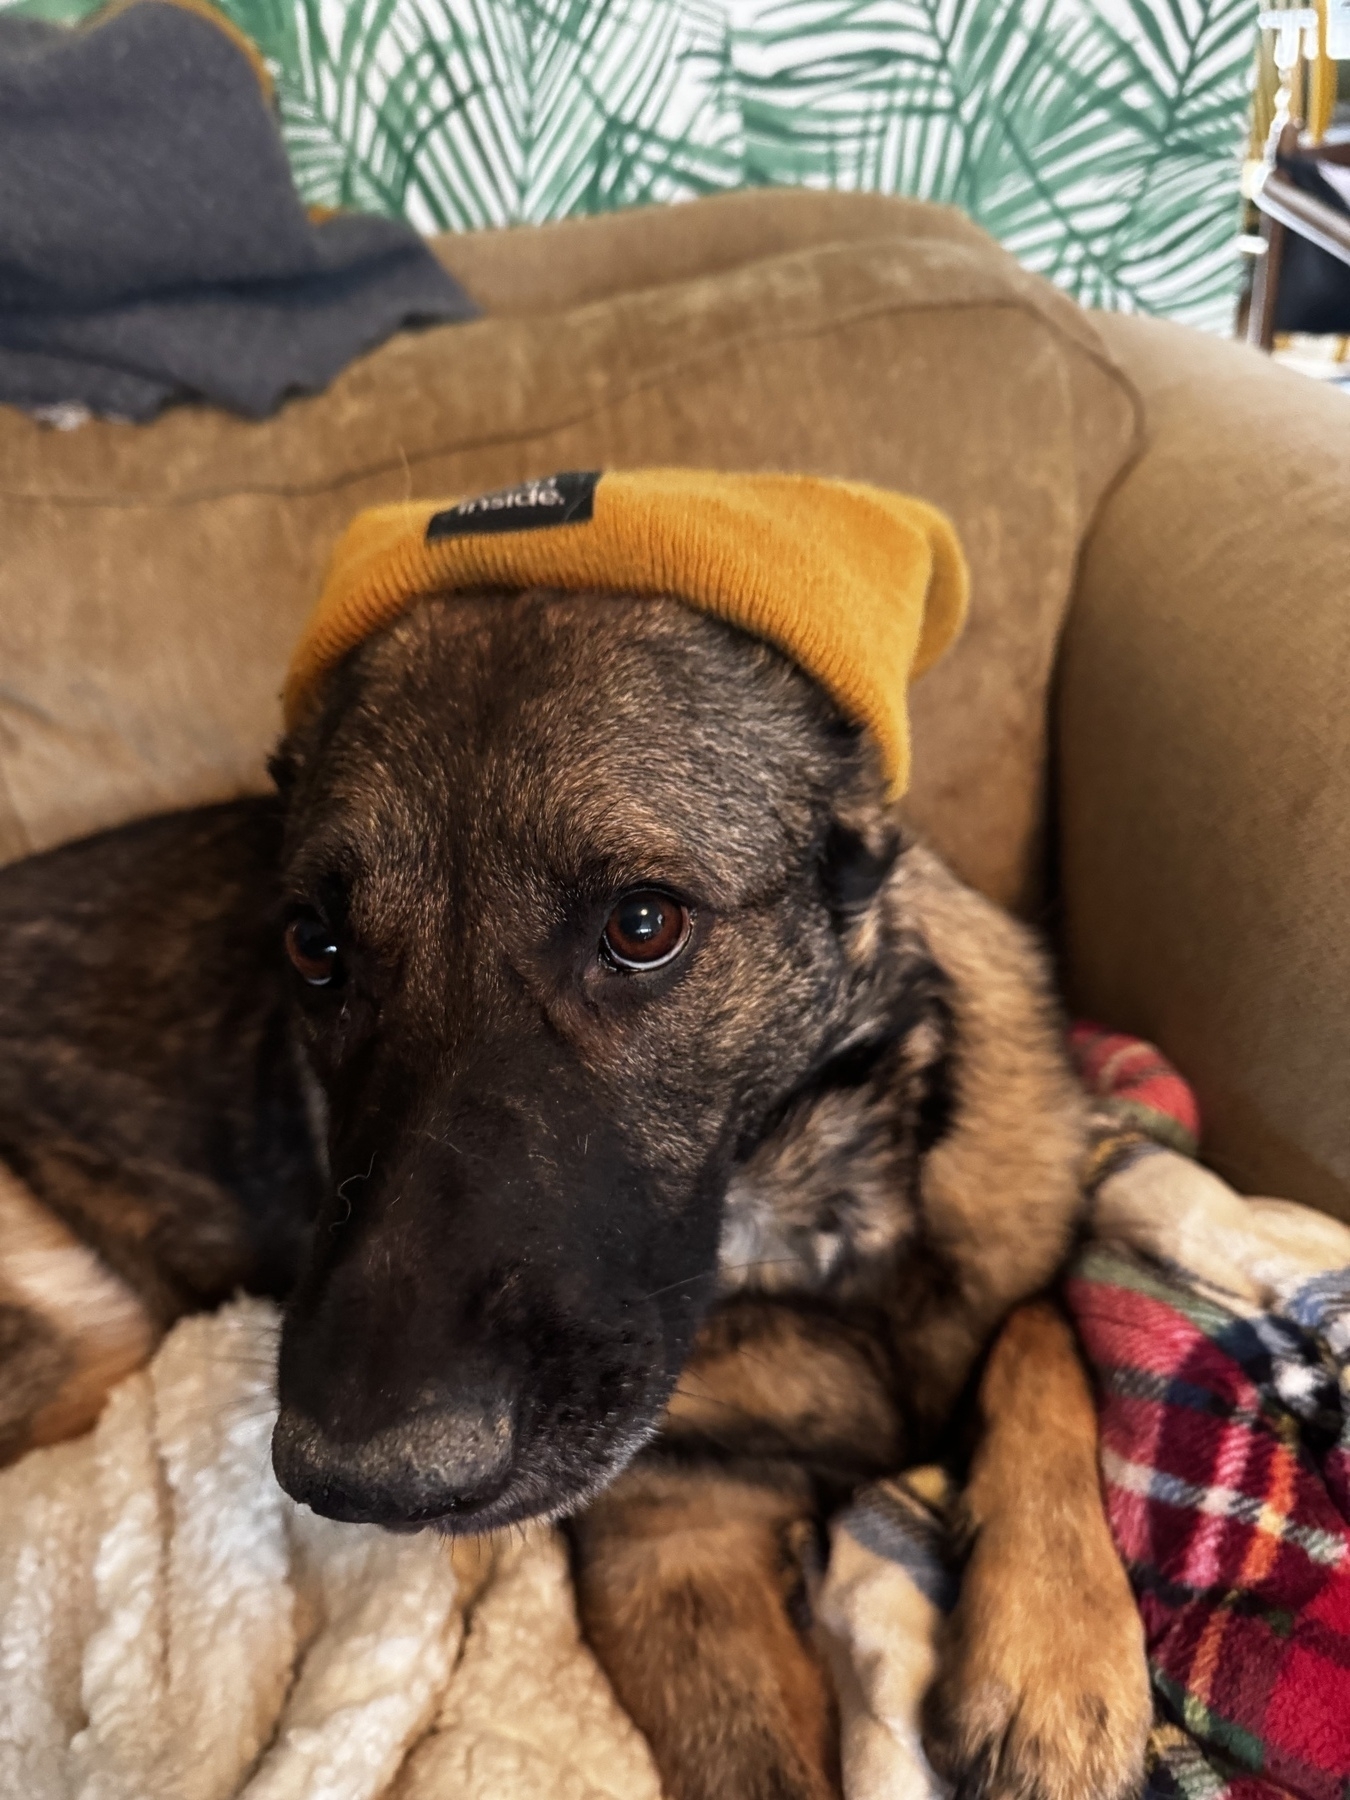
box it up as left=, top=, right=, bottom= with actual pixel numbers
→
left=284, top=468, right=969, bottom=798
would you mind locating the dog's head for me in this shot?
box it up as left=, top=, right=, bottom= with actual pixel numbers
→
left=269, top=588, right=924, bottom=1529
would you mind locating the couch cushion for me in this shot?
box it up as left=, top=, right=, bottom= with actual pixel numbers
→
left=0, top=194, right=1138, bottom=911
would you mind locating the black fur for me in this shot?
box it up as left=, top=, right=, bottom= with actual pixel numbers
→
left=0, top=589, right=1084, bottom=1541
left=0, top=801, right=320, bottom=1325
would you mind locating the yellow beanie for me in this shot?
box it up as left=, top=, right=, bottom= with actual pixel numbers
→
left=284, top=468, right=969, bottom=798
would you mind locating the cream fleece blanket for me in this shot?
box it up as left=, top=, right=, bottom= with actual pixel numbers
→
left=5, top=1152, right=1348, bottom=1800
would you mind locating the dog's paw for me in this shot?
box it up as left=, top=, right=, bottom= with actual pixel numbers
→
left=922, top=1532, right=1151, bottom=1800
left=921, top=1300, right=1152, bottom=1799
left=925, top=1676, right=1147, bottom=1800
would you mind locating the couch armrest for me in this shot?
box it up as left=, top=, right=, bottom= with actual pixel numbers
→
left=1058, top=313, right=1350, bottom=1218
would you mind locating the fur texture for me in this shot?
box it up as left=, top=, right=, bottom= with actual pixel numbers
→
left=0, top=589, right=1148, bottom=1798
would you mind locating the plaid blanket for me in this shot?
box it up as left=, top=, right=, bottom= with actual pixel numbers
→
left=822, top=1028, right=1350, bottom=1800
left=1068, top=1230, right=1350, bottom=1799
left=1068, top=1025, right=1350, bottom=1799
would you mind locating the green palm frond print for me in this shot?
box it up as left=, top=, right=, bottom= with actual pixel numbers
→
left=4, top=0, right=1257, bottom=327
left=225, top=0, right=745, bottom=227
left=733, top=0, right=1256, bottom=322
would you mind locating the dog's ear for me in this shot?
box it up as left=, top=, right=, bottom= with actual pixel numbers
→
left=267, top=741, right=299, bottom=797
left=815, top=716, right=905, bottom=923
left=820, top=819, right=900, bottom=916
left=820, top=812, right=903, bottom=921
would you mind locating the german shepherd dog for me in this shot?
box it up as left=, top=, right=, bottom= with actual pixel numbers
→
left=0, top=588, right=1150, bottom=1799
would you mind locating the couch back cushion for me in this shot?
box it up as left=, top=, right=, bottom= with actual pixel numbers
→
left=0, top=193, right=1138, bottom=911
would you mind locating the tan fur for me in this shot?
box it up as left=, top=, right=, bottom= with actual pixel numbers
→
left=573, top=1461, right=841, bottom=1800
left=21, top=1140, right=259, bottom=1330
left=889, top=850, right=1090, bottom=1432
left=926, top=1302, right=1152, bottom=1800
left=0, top=1163, right=155, bottom=1460
left=663, top=1298, right=903, bottom=1474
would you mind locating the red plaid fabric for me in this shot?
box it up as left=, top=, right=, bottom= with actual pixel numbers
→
left=1060, top=1027, right=1350, bottom=1798
left=1067, top=1241, right=1350, bottom=1799
left=1069, top=1021, right=1202, bottom=1155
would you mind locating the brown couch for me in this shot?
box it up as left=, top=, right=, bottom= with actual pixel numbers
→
left=1, top=190, right=1344, bottom=1219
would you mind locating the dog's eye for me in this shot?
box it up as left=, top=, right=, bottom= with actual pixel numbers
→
left=602, top=891, right=691, bottom=971
left=285, top=911, right=340, bottom=987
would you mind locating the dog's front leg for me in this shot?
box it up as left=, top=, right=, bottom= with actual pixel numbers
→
left=570, top=1458, right=840, bottom=1800
left=924, top=1300, right=1150, bottom=1800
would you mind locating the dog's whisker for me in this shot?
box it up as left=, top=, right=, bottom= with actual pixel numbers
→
left=701, top=1341, right=785, bottom=1378
left=634, top=1258, right=802, bottom=1305
left=194, top=1364, right=278, bottom=1383
left=198, top=1346, right=281, bottom=1368
left=331, top=1152, right=376, bottom=1228
left=720, top=1257, right=808, bottom=1276
left=416, top=1127, right=478, bottom=1160
left=668, top=1383, right=757, bottom=1420
left=154, top=1395, right=279, bottom=1433
left=668, top=1363, right=777, bottom=1416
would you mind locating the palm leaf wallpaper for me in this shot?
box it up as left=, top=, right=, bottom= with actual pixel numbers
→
left=6, top=0, right=1257, bottom=328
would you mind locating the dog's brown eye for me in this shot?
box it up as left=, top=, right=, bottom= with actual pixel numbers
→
left=602, top=891, right=691, bottom=971
left=285, top=912, right=339, bottom=986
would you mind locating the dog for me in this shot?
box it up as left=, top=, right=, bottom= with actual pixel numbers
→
left=0, top=580, right=1150, bottom=1799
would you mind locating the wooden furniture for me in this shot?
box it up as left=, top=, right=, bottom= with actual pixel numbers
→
left=1247, top=7, right=1350, bottom=347
left=1249, top=124, right=1350, bottom=345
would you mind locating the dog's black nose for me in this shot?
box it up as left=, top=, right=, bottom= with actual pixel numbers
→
left=271, top=1389, right=515, bottom=1526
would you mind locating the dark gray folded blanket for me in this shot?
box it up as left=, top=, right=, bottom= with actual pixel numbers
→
left=0, top=3, right=478, bottom=421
